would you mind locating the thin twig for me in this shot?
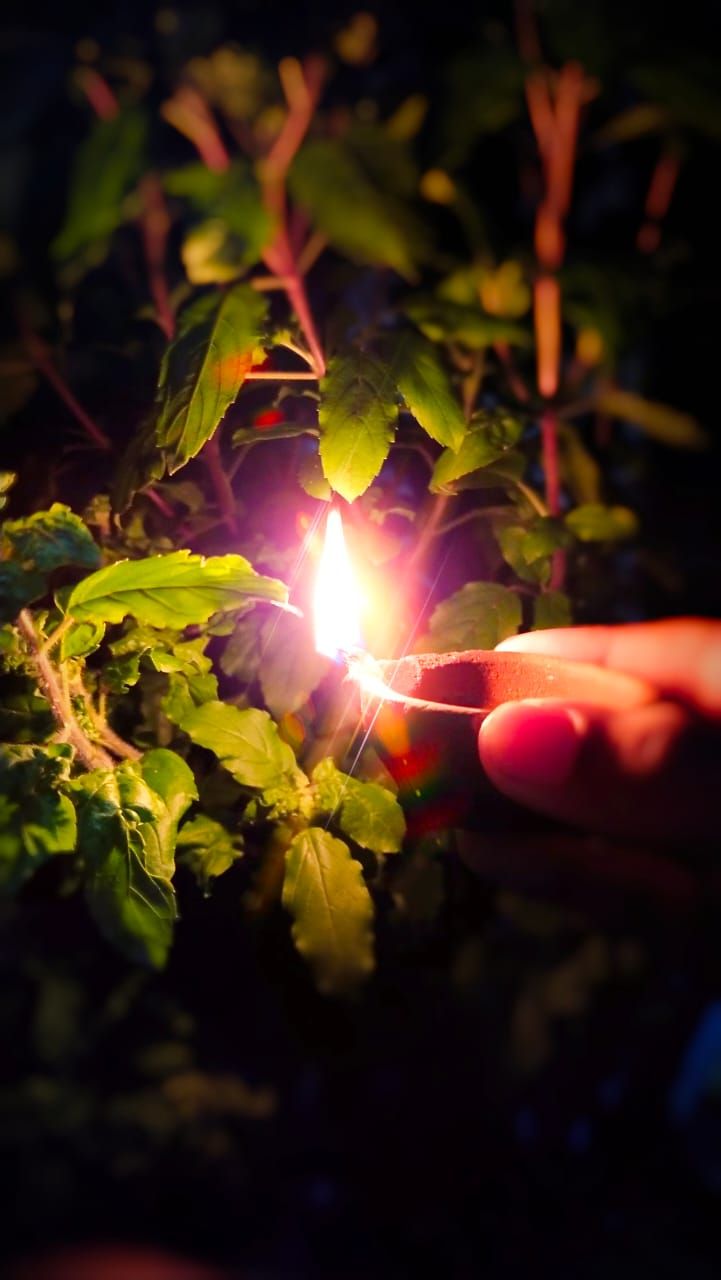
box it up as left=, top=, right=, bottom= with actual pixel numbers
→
left=204, top=430, right=239, bottom=535
left=138, top=174, right=175, bottom=339
left=20, top=325, right=111, bottom=452
left=17, top=610, right=113, bottom=771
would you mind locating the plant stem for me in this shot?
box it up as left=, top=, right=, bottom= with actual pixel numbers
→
left=17, top=610, right=113, bottom=771
left=21, top=324, right=111, bottom=452
left=138, top=174, right=175, bottom=339
left=204, top=431, right=239, bottom=535
left=244, top=369, right=318, bottom=381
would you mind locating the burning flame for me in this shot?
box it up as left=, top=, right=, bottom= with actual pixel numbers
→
left=314, top=509, right=362, bottom=659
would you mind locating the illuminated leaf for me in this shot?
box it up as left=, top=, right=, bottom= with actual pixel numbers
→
left=533, top=591, right=573, bottom=630
left=390, top=331, right=466, bottom=450
left=156, top=285, right=268, bottom=473
left=311, top=759, right=405, bottom=855
left=1, top=504, right=100, bottom=574
left=0, top=744, right=76, bottom=895
left=405, top=297, right=530, bottom=349
left=282, top=827, right=375, bottom=994
left=65, top=550, right=289, bottom=627
left=176, top=701, right=297, bottom=789
left=416, top=582, right=522, bottom=653
left=319, top=353, right=398, bottom=501
left=176, top=814, right=243, bottom=891
left=431, top=411, right=523, bottom=492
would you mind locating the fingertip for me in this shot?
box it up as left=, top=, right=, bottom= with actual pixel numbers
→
left=479, top=701, right=587, bottom=791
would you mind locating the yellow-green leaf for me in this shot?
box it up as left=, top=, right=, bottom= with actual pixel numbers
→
left=282, top=828, right=375, bottom=995
left=390, top=331, right=466, bottom=450
left=431, top=411, right=523, bottom=492
left=156, top=285, right=268, bottom=473
left=319, top=353, right=398, bottom=502
left=597, top=389, right=708, bottom=449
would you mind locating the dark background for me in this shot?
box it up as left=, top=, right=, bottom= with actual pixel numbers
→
left=2, top=2, right=721, bottom=1277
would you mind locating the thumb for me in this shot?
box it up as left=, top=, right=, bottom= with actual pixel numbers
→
left=478, top=698, right=720, bottom=842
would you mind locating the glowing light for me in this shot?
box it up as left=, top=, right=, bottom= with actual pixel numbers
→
left=314, top=509, right=363, bottom=659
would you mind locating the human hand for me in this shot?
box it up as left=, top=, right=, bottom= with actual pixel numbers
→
left=478, top=619, right=721, bottom=841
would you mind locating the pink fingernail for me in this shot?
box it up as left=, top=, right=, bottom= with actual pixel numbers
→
left=481, top=703, right=585, bottom=787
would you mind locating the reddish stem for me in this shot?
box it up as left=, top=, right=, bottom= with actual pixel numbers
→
left=21, top=325, right=111, bottom=451
left=138, top=174, right=175, bottom=339
left=204, top=431, right=239, bottom=535
left=75, top=67, right=119, bottom=120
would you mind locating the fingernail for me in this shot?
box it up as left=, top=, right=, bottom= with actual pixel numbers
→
left=480, top=702, right=585, bottom=787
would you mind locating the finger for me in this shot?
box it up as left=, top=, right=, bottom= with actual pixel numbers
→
left=478, top=697, right=721, bottom=841
left=497, top=618, right=721, bottom=718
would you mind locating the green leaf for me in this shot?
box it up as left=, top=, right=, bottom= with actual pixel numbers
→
left=65, top=550, right=289, bottom=627
left=1, top=504, right=100, bottom=574
left=176, top=814, right=243, bottom=891
left=311, top=759, right=405, bottom=855
left=73, top=758, right=185, bottom=968
left=60, top=620, right=106, bottom=661
left=176, top=701, right=297, bottom=789
left=319, top=353, right=398, bottom=502
left=558, top=425, right=602, bottom=505
left=0, top=471, right=17, bottom=511
left=0, top=744, right=76, bottom=894
left=52, top=109, right=147, bottom=262
left=258, top=613, right=330, bottom=718
left=495, top=517, right=569, bottom=586
left=415, top=582, right=522, bottom=653
left=597, top=389, right=708, bottom=449
left=297, top=449, right=332, bottom=500
left=155, top=285, right=268, bottom=473
left=166, top=161, right=272, bottom=278
left=440, top=47, right=525, bottom=167
left=389, top=331, right=466, bottom=450
left=431, top=411, right=524, bottom=492
left=405, top=297, right=530, bottom=349
left=112, top=416, right=167, bottom=514
left=565, top=503, right=639, bottom=542
left=290, top=139, right=426, bottom=279
left=0, top=562, right=45, bottom=622
left=533, top=590, right=573, bottom=630
left=282, top=828, right=375, bottom=995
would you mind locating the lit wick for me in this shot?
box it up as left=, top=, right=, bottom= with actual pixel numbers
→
left=313, top=509, right=654, bottom=719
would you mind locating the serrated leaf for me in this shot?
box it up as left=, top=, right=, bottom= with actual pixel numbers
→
left=0, top=744, right=76, bottom=894
left=389, top=331, right=466, bottom=450
left=112, top=416, right=167, bottom=514
left=73, top=756, right=189, bottom=968
left=596, top=388, right=708, bottom=449
left=311, top=760, right=405, bottom=855
left=495, top=517, right=569, bottom=586
left=2, top=503, right=100, bottom=575
left=176, top=701, right=297, bottom=789
left=319, top=353, right=398, bottom=502
left=282, top=828, right=375, bottom=995
left=290, top=139, right=426, bottom=279
left=565, top=503, right=639, bottom=542
left=431, top=411, right=524, bottom=492
left=60, top=619, right=106, bottom=661
left=405, top=297, right=530, bottom=349
left=176, top=814, right=243, bottom=891
left=415, top=582, right=522, bottom=653
left=533, top=590, right=573, bottom=630
left=156, top=285, right=268, bottom=473
left=65, top=550, right=289, bottom=627
left=52, top=109, right=147, bottom=262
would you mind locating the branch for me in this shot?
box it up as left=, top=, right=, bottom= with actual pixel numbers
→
left=17, top=610, right=114, bottom=771
left=138, top=174, right=175, bottom=339
left=204, top=430, right=239, bottom=535
left=20, top=323, right=111, bottom=452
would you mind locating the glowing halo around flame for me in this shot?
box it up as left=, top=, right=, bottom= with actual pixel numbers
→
left=314, top=509, right=363, bottom=660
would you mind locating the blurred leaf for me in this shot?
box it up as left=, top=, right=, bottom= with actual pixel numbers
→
left=439, top=47, right=524, bottom=168
left=60, top=619, right=106, bottom=661
left=290, top=139, right=427, bottom=279
left=176, top=701, right=297, bottom=789
left=390, top=331, right=466, bottom=450
left=112, top=416, right=166, bottom=515
left=0, top=744, right=76, bottom=895
left=495, top=517, right=569, bottom=586
left=52, top=109, right=147, bottom=262
left=177, top=814, right=243, bottom=891
left=156, top=285, right=268, bottom=473
left=431, top=410, right=523, bottom=492
left=258, top=613, right=329, bottom=719
left=319, top=353, right=398, bottom=501
left=2, top=503, right=99, bottom=574
left=634, top=61, right=721, bottom=138
left=65, top=550, right=289, bottom=627
left=405, top=297, right=529, bottom=349
left=558, top=425, right=602, bottom=504
left=532, top=590, right=573, bottom=630
left=597, top=388, right=708, bottom=448
left=565, top=503, right=639, bottom=542
left=166, top=161, right=272, bottom=272
left=416, top=582, right=522, bottom=652
left=594, top=102, right=669, bottom=145
left=282, top=827, right=375, bottom=995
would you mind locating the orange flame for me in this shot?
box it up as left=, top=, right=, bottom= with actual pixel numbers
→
left=314, top=509, right=362, bottom=659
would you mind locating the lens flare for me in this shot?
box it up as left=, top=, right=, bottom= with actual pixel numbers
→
left=314, top=509, right=362, bottom=659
